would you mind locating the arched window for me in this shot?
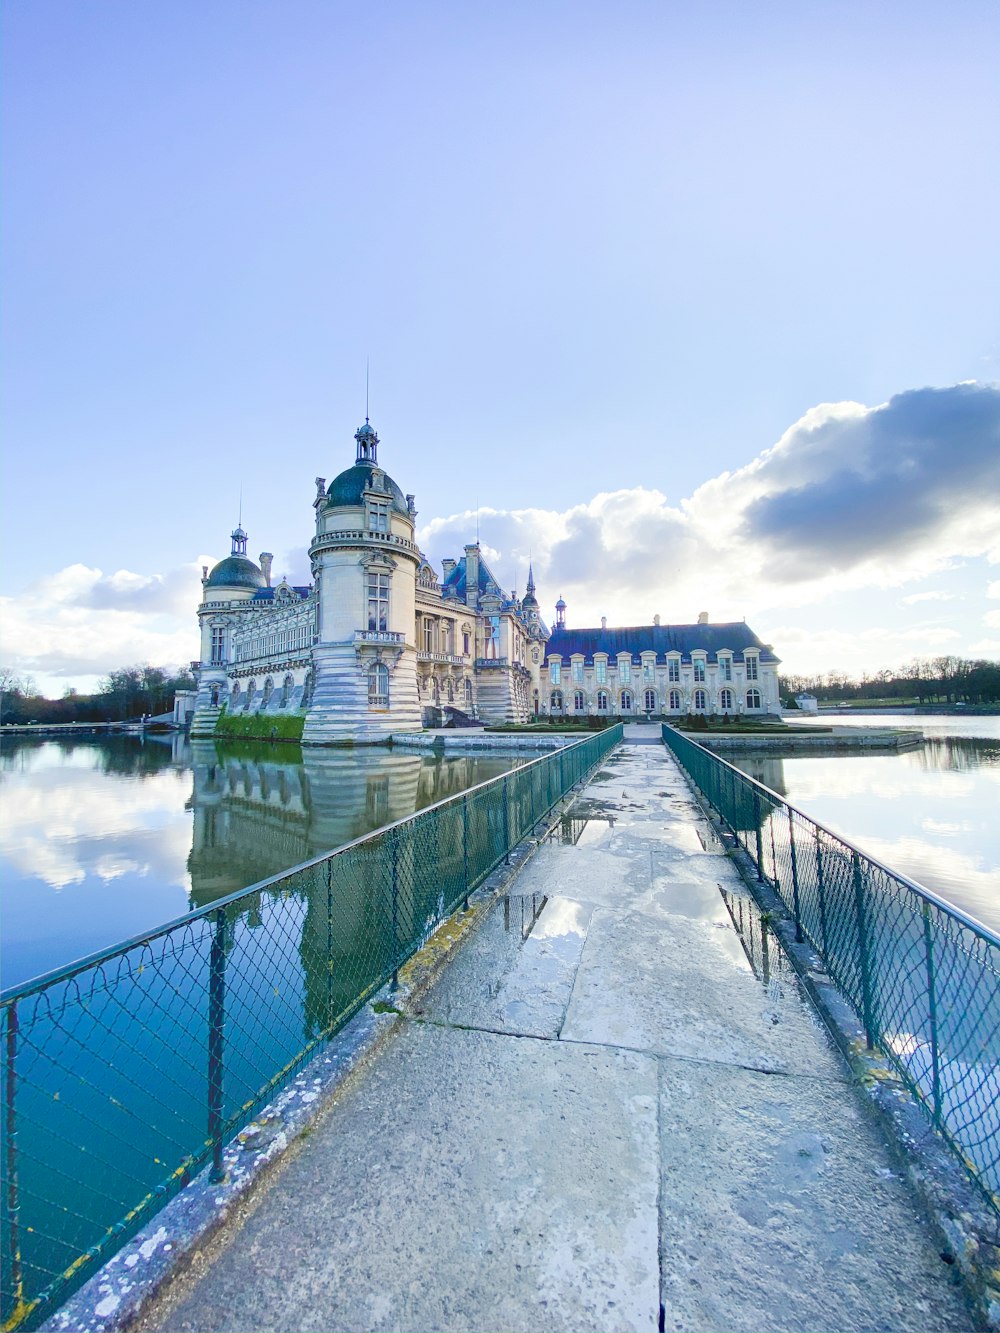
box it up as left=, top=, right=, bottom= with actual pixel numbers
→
left=231, top=681, right=240, bottom=706
left=573, top=690, right=585, bottom=711
left=210, top=686, right=220, bottom=707
left=597, top=689, right=608, bottom=711
left=247, top=679, right=257, bottom=708
left=644, top=689, right=656, bottom=712
left=669, top=689, right=681, bottom=711
left=446, top=678, right=454, bottom=702
left=282, top=674, right=294, bottom=707
left=720, top=688, right=733, bottom=711
left=301, top=671, right=314, bottom=709
left=620, top=690, right=632, bottom=711
left=464, top=678, right=473, bottom=704
left=262, top=676, right=274, bottom=706
left=693, top=688, right=706, bottom=712
left=550, top=689, right=563, bottom=711
left=369, top=662, right=389, bottom=708
left=746, top=688, right=762, bottom=710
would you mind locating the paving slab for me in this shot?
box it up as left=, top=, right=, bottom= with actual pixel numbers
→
left=658, top=1059, right=968, bottom=1333
left=144, top=1024, right=660, bottom=1333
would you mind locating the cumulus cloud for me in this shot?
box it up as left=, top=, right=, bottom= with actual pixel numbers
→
left=1, top=561, right=204, bottom=691
left=420, top=383, right=1000, bottom=631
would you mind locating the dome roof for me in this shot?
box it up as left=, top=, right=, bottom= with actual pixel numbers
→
left=324, top=461, right=409, bottom=517
left=205, top=555, right=266, bottom=590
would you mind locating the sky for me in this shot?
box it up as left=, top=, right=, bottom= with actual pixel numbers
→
left=2, top=0, right=999, bottom=694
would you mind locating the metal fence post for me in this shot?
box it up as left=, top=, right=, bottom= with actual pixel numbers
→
left=787, top=808, right=803, bottom=942
left=851, top=851, right=876, bottom=1050
left=4, top=1001, right=23, bottom=1320
left=814, top=828, right=828, bottom=955
left=462, top=794, right=470, bottom=910
left=208, top=909, right=227, bottom=1183
left=753, top=791, right=764, bottom=880
left=325, top=861, right=334, bottom=1033
left=503, top=775, right=511, bottom=864
left=769, top=808, right=780, bottom=894
left=390, top=832, right=400, bottom=991
left=922, top=902, right=943, bottom=1125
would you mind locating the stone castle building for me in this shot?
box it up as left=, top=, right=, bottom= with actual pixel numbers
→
left=191, top=421, right=780, bottom=742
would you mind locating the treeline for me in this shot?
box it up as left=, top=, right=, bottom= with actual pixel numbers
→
left=780, top=656, right=1000, bottom=706
left=0, top=664, right=196, bottom=724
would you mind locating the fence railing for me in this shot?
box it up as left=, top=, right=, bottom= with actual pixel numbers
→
left=0, top=725, right=622, bottom=1331
left=661, top=723, right=1000, bottom=1222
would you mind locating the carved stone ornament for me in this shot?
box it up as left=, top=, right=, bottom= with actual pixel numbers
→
left=358, top=551, right=398, bottom=571
left=354, top=643, right=404, bottom=672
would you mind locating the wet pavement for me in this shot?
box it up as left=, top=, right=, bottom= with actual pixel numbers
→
left=140, top=731, right=977, bottom=1333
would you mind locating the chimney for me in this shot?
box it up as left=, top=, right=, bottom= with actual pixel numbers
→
left=441, top=558, right=457, bottom=578
left=464, top=545, right=480, bottom=608
left=697, top=611, right=709, bottom=624
left=653, top=614, right=660, bottom=626
left=260, top=552, right=273, bottom=588
left=601, top=616, right=607, bottom=630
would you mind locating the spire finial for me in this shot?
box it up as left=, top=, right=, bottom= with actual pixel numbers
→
left=365, top=356, right=369, bottom=424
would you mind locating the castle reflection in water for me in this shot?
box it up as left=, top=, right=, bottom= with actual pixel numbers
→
left=186, top=740, right=526, bottom=910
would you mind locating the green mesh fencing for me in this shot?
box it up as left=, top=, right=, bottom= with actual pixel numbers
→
left=0, top=726, right=622, bottom=1331
left=661, top=723, right=1000, bottom=1222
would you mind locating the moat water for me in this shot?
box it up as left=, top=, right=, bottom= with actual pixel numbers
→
left=2, top=718, right=999, bottom=992
left=728, top=713, right=1000, bottom=934
left=0, top=736, right=530, bottom=990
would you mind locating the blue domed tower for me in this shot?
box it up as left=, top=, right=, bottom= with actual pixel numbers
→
left=191, top=525, right=272, bottom=735
left=303, top=421, right=422, bottom=743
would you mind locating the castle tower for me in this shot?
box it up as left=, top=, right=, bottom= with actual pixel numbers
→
left=191, top=526, right=267, bottom=736
left=302, top=421, right=422, bottom=744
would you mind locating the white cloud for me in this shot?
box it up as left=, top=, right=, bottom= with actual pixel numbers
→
left=900, top=590, right=956, bottom=605
left=1, top=562, right=204, bottom=693
left=987, top=581, right=1000, bottom=599
left=983, top=609, right=1000, bottom=630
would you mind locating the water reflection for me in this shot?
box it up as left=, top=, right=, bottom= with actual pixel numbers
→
left=0, top=736, right=525, bottom=989
left=729, top=738, right=1000, bottom=932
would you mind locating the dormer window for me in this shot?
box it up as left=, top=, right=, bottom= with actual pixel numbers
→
left=368, top=499, right=390, bottom=533
left=595, top=657, right=607, bottom=684
left=668, top=657, right=680, bottom=683
left=618, top=658, right=631, bottom=685
left=746, top=655, right=759, bottom=681
left=719, top=655, right=732, bottom=682
left=693, top=659, right=706, bottom=682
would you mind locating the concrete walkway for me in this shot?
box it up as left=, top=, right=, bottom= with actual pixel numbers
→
left=140, top=739, right=976, bottom=1333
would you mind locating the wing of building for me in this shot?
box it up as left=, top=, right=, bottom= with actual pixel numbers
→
left=191, top=422, right=780, bottom=743
left=539, top=606, right=781, bottom=719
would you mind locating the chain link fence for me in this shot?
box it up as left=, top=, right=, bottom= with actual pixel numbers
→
left=0, top=725, right=622, bottom=1331
left=661, top=723, right=1000, bottom=1223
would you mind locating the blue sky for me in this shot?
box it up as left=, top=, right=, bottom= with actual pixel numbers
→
left=2, top=1, right=999, bottom=692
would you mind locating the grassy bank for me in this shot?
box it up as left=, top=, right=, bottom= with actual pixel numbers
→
left=214, top=709, right=305, bottom=742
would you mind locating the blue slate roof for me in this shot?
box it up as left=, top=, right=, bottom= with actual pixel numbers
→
left=324, top=461, right=409, bottom=516
left=250, top=587, right=311, bottom=602
left=205, top=556, right=266, bottom=590
left=441, top=551, right=507, bottom=606
left=545, top=622, right=779, bottom=664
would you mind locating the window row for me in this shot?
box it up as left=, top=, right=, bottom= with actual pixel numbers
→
left=548, top=687, right=763, bottom=712
left=230, top=674, right=302, bottom=709
left=234, top=622, right=313, bottom=663
left=549, top=657, right=756, bottom=685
